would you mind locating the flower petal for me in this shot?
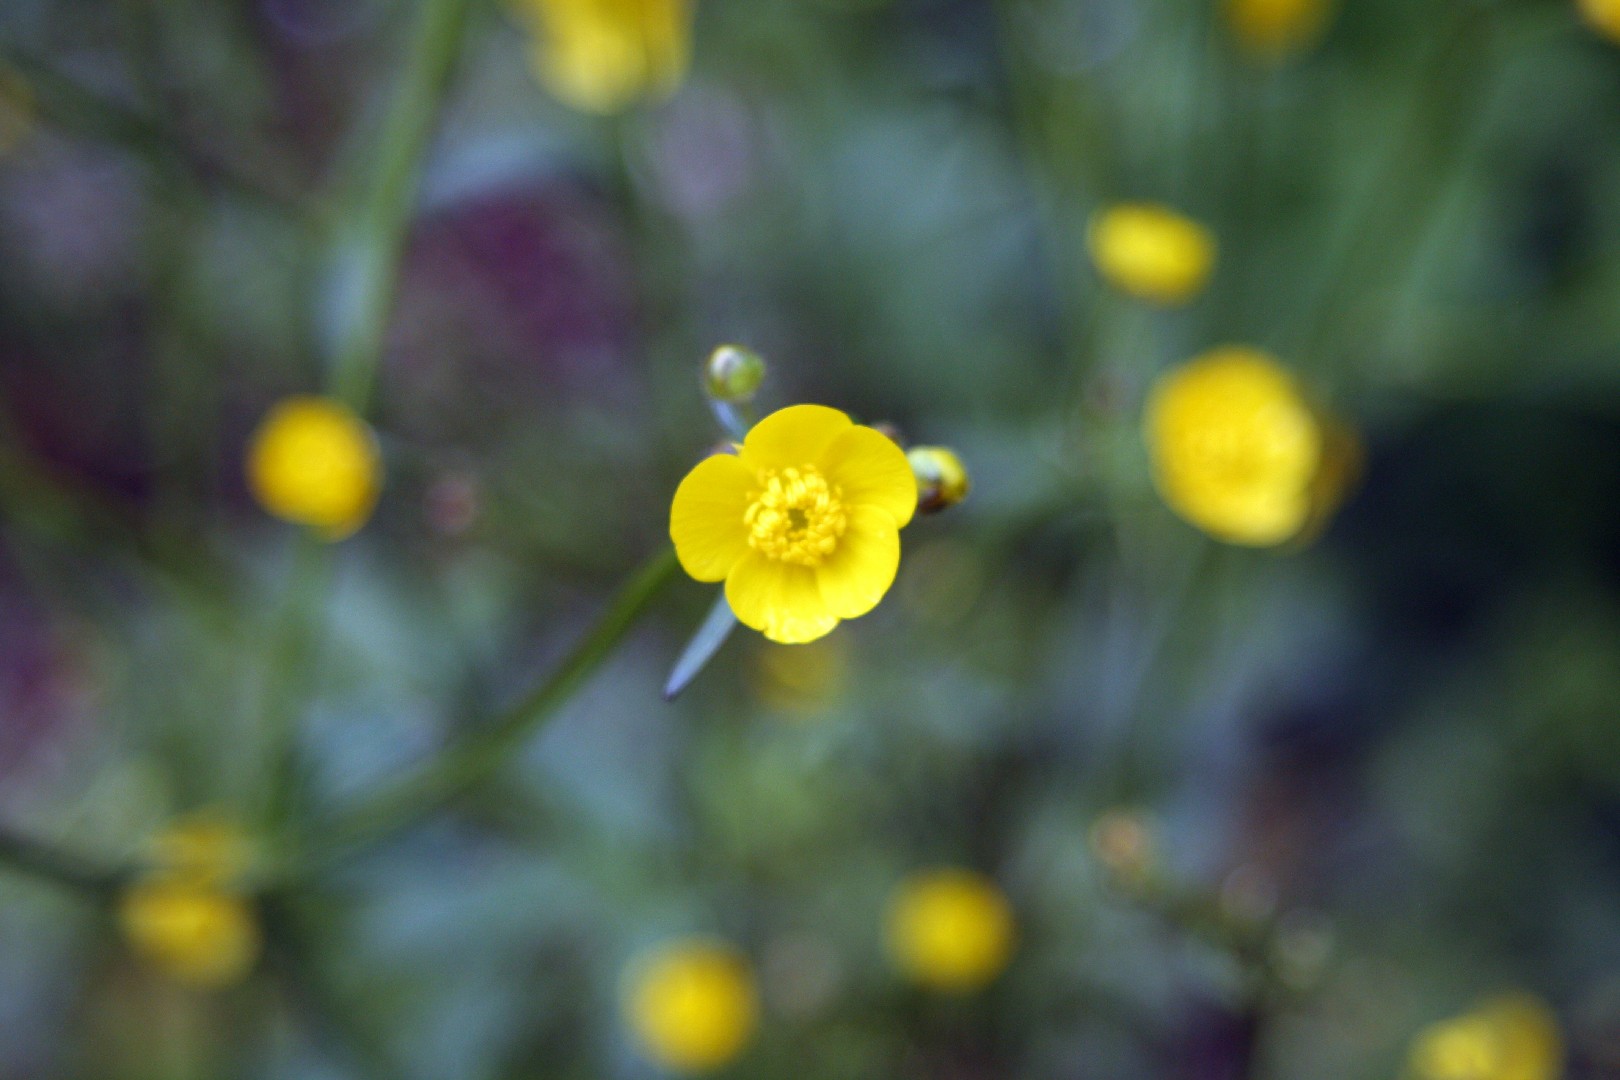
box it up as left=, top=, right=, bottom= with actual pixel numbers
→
left=725, top=553, right=840, bottom=644
left=739, top=405, right=852, bottom=473
left=670, top=453, right=755, bottom=582
left=815, top=505, right=901, bottom=620
left=818, top=424, right=917, bottom=528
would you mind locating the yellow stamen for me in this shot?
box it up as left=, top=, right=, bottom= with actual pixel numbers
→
left=744, top=466, right=847, bottom=567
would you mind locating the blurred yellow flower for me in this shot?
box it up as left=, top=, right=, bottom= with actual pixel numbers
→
left=0, top=68, right=35, bottom=155
left=670, top=404, right=917, bottom=644
left=1144, top=346, right=1353, bottom=547
left=1408, top=994, right=1562, bottom=1080
left=119, top=879, right=261, bottom=988
left=907, top=445, right=971, bottom=514
left=246, top=396, right=381, bottom=540
left=1088, top=203, right=1216, bottom=306
left=1579, top=0, right=1620, bottom=43
left=1225, top=0, right=1335, bottom=59
left=886, top=868, right=1015, bottom=992
left=754, top=634, right=849, bottom=714
left=518, top=0, right=693, bottom=114
left=118, top=817, right=261, bottom=989
left=624, top=939, right=758, bottom=1073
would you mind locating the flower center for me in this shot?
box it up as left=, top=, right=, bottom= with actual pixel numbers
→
left=744, top=466, right=847, bottom=567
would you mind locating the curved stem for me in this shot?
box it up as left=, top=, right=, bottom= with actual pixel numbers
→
left=301, top=547, right=680, bottom=867
left=325, top=0, right=475, bottom=412
left=0, top=823, right=124, bottom=896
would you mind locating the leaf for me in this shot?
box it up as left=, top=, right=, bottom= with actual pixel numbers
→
left=663, top=591, right=740, bottom=700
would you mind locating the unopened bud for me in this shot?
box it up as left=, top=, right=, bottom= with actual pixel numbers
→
left=704, top=344, right=767, bottom=403
left=907, top=446, right=970, bottom=514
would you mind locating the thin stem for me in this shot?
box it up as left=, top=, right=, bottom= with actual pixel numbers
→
left=255, top=0, right=474, bottom=847
left=325, top=0, right=475, bottom=412
left=0, top=45, right=297, bottom=210
left=304, top=547, right=681, bottom=864
left=258, top=534, right=335, bottom=834
left=1293, top=0, right=1494, bottom=375
left=0, top=823, right=124, bottom=895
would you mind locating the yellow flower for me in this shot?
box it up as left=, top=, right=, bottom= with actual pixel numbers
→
left=1579, top=0, right=1620, bottom=43
left=1225, top=0, right=1335, bottom=59
left=1088, top=203, right=1216, bottom=306
left=624, top=939, right=758, bottom=1073
left=885, top=868, right=1015, bottom=992
left=1408, top=995, right=1562, bottom=1080
left=246, top=396, right=381, bottom=539
left=669, top=404, right=918, bottom=644
left=118, top=879, right=261, bottom=988
left=519, top=0, right=693, bottom=114
left=1145, top=346, right=1352, bottom=547
left=119, top=817, right=260, bottom=988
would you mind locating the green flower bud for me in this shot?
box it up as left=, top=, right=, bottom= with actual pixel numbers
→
left=704, top=345, right=767, bottom=403
left=907, top=446, right=970, bottom=514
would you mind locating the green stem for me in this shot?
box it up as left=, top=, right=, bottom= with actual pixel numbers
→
left=255, top=0, right=474, bottom=846
left=0, top=45, right=296, bottom=210
left=325, top=0, right=475, bottom=412
left=305, top=547, right=680, bottom=864
left=258, top=534, right=335, bottom=835
left=992, top=0, right=1112, bottom=392
left=0, top=823, right=124, bottom=895
left=1293, top=0, right=1494, bottom=374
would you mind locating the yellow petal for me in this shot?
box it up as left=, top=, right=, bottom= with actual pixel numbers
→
left=670, top=452, right=756, bottom=582
left=739, top=405, right=852, bottom=473
left=815, top=505, right=901, bottom=620
left=819, top=424, right=918, bottom=528
left=726, top=553, right=839, bottom=644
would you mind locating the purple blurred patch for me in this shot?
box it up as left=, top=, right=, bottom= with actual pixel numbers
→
left=0, top=573, right=89, bottom=782
left=388, top=181, right=638, bottom=429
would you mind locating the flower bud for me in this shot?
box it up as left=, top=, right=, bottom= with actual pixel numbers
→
left=1089, top=809, right=1156, bottom=888
left=703, top=344, right=766, bottom=404
left=907, top=446, right=970, bottom=514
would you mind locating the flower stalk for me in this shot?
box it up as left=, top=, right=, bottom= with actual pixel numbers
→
left=305, top=547, right=681, bottom=864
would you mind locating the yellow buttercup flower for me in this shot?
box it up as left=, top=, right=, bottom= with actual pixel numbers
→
left=624, top=939, right=758, bottom=1073
left=1088, top=203, right=1216, bottom=306
left=1408, top=995, right=1562, bottom=1080
left=118, top=817, right=261, bottom=989
left=518, top=0, right=693, bottom=114
left=670, top=404, right=918, bottom=644
left=1225, top=0, right=1335, bottom=59
left=1579, top=0, right=1620, bottom=43
left=246, top=396, right=381, bottom=539
left=886, top=869, right=1015, bottom=992
left=1145, top=346, right=1351, bottom=547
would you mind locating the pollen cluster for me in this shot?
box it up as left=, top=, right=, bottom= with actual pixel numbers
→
left=744, top=466, right=848, bottom=567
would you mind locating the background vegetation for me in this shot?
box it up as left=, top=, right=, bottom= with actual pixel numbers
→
left=2, top=0, right=1620, bottom=1077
